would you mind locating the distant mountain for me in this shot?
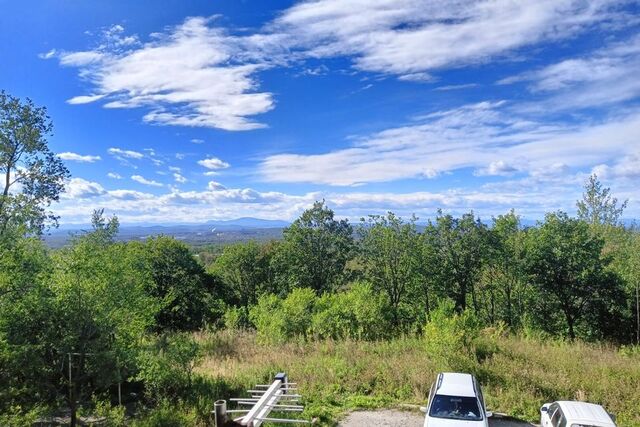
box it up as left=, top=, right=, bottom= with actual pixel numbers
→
left=206, top=217, right=290, bottom=228
left=44, top=217, right=289, bottom=248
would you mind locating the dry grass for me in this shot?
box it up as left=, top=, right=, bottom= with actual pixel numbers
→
left=194, top=331, right=640, bottom=426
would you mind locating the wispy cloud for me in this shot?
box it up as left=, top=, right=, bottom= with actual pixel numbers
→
left=173, top=173, right=188, bottom=183
left=131, top=174, right=163, bottom=187
left=58, top=152, right=101, bottom=162
left=498, top=34, right=640, bottom=111
left=54, top=18, right=274, bottom=131
left=434, top=83, right=479, bottom=91
left=108, top=147, right=145, bottom=160
left=198, top=157, right=230, bottom=170
left=260, top=101, right=640, bottom=186
left=107, top=172, right=122, bottom=179
left=272, top=0, right=633, bottom=76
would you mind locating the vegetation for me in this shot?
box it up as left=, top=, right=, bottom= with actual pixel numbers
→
left=1, top=92, right=639, bottom=425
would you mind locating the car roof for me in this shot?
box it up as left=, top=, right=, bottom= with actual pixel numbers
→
left=556, top=401, right=615, bottom=425
left=435, top=372, right=477, bottom=398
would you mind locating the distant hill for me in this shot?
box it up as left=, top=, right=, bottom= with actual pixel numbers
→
left=44, top=217, right=289, bottom=248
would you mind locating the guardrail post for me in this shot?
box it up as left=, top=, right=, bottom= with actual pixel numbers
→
left=214, top=399, right=228, bottom=427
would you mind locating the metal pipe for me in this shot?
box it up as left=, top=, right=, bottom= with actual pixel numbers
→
left=214, top=399, right=228, bottom=427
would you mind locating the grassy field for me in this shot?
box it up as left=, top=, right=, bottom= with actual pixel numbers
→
left=195, top=331, right=640, bottom=426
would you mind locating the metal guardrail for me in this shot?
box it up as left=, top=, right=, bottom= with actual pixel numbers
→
left=214, top=373, right=311, bottom=427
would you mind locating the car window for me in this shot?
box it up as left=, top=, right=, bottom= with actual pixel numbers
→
left=429, top=394, right=483, bottom=421
left=547, top=403, right=559, bottom=418
left=551, top=407, right=564, bottom=427
left=557, top=413, right=567, bottom=427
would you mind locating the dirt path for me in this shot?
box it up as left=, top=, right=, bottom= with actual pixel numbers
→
left=338, top=409, right=538, bottom=427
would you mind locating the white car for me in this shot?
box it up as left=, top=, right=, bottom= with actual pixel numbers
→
left=540, top=401, right=616, bottom=427
left=422, top=372, right=492, bottom=426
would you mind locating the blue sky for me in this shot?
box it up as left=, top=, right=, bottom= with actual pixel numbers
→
left=2, top=0, right=639, bottom=224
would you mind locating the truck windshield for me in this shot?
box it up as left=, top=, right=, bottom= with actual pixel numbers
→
left=429, top=395, right=482, bottom=421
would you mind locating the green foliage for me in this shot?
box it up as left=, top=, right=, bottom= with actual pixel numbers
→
left=251, top=284, right=391, bottom=343
left=272, top=200, right=354, bottom=293
left=423, top=300, right=481, bottom=370
left=131, top=400, right=199, bottom=427
left=576, top=174, right=627, bottom=227
left=210, top=240, right=273, bottom=313
left=524, top=211, right=626, bottom=340
left=223, top=305, right=248, bottom=330
left=0, top=90, right=70, bottom=237
left=92, top=396, right=126, bottom=427
left=423, top=210, right=488, bottom=312
left=358, top=213, right=421, bottom=328
left=135, top=235, right=218, bottom=331
left=136, top=333, right=201, bottom=402
left=312, top=282, right=390, bottom=340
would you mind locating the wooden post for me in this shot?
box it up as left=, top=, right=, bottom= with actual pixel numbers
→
left=69, top=353, right=77, bottom=427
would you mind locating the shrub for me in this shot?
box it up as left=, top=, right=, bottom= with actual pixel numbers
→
left=136, top=333, right=201, bottom=402
left=423, top=300, right=481, bottom=370
left=311, top=282, right=390, bottom=340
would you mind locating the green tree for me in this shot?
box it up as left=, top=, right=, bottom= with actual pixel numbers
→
left=210, top=241, right=272, bottom=321
left=52, top=211, right=158, bottom=425
left=423, top=210, right=488, bottom=313
left=0, top=91, right=69, bottom=238
left=273, top=201, right=354, bottom=293
left=358, top=212, right=420, bottom=327
left=576, top=174, right=627, bottom=227
left=479, top=211, right=528, bottom=327
left=525, top=212, right=623, bottom=340
left=136, top=236, right=218, bottom=331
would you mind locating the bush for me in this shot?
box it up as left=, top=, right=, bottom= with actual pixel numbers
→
left=135, top=333, right=201, bottom=402
left=311, top=282, right=390, bottom=340
left=423, top=300, right=481, bottom=370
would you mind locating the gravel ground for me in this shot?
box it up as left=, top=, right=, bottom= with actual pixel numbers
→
left=338, top=409, right=538, bottom=427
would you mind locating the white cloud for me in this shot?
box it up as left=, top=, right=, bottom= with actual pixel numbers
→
left=272, top=0, right=632, bottom=75
left=107, top=189, right=153, bottom=201
left=67, top=94, right=106, bottom=105
left=131, top=175, right=163, bottom=187
left=169, top=166, right=181, bottom=172
left=38, top=49, right=56, bottom=59
left=63, top=178, right=106, bottom=199
left=173, top=173, right=188, bottom=183
left=260, top=101, right=640, bottom=186
left=203, top=171, right=220, bottom=176
left=191, top=138, right=204, bottom=144
left=108, top=147, right=145, bottom=159
left=498, top=34, right=640, bottom=111
left=475, top=160, right=519, bottom=176
left=107, top=172, right=122, bottom=179
left=56, top=18, right=274, bottom=131
left=207, top=180, right=227, bottom=191
left=58, top=152, right=102, bottom=162
left=198, top=157, right=230, bottom=170
left=434, top=83, right=479, bottom=91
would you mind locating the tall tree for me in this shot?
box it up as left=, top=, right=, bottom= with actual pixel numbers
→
left=136, top=235, right=217, bottom=331
left=210, top=240, right=273, bottom=319
left=52, top=211, right=158, bottom=426
left=358, top=212, right=420, bottom=327
left=0, top=91, right=69, bottom=238
left=423, top=210, right=488, bottom=312
left=479, top=211, right=527, bottom=327
left=273, top=201, right=354, bottom=293
left=576, top=174, right=627, bottom=227
left=525, top=211, right=623, bottom=340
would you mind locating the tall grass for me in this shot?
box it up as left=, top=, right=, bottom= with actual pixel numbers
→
left=195, top=330, right=640, bottom=426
